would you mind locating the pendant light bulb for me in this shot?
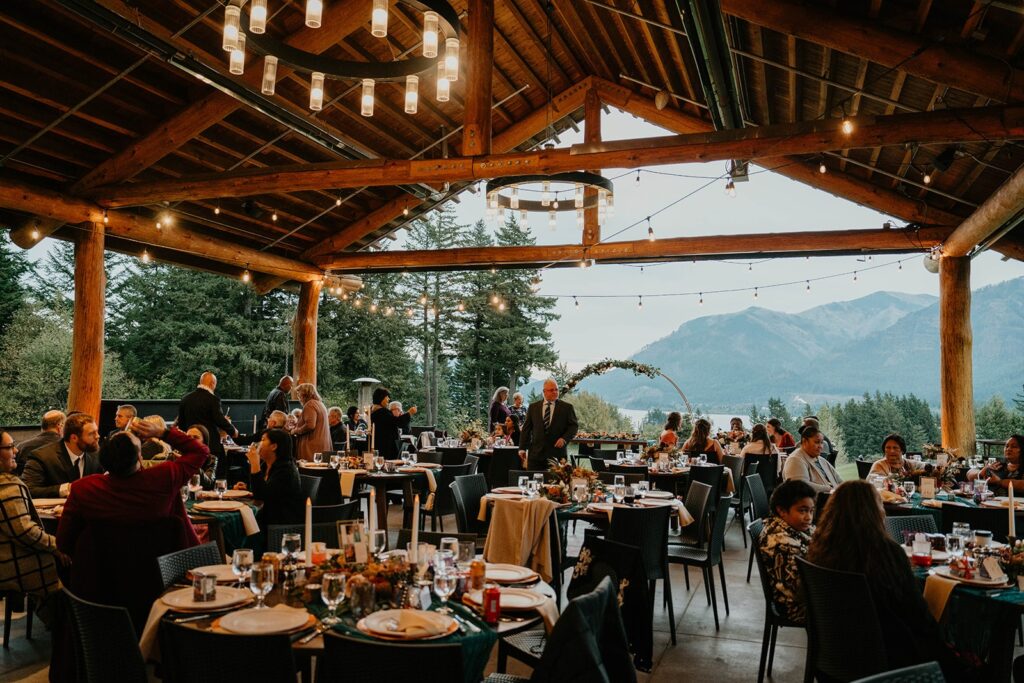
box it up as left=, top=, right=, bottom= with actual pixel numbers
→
left=638, top=296, right=643, bottom=309
left=141, top=249, right=151, bottom=264
left=306, top=0, right=323, bottom=28
left=923, top=171, right=932, bottom=185
left=699, top=292, right=704, bottom=306
left=261, top=55, right=278, bottom=95
left=423, top=11, right=439, bottom=57
left=309, top=71, right=325, bottom=111
left=214, top=206, right=220, bottom=215
left=361, top=79, right=375, bottom=117
left=648, top=224, right=655, bottom=241
left=510, top=188, right=519, bottom=210
left=444, top=37, right=460, bottom=82
left=242, top=269, right=251, bottom=283
left=102, top=210, right=109, bottom=225
left=436, top=65, right=450, bottom=102
left=574, top=296, right=580, bottom=309
left=405, top=75, right=419, bottom=114
left=249, top=0, right=267, bottom=33
left=819, top=161, right=827, bottom=174
left=271, top=211, right=278, bottom=222
left=371, top=0, right=388, bottom=38
left=223, top=5, right=241, bottom=51
left=229, top=32, right=246, bottom=75
left=841, top=117, right=854, bottom=135
left=725, top=180, right=736, bottom=197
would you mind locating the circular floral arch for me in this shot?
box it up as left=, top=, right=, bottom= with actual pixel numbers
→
left=559, top=359, right=694, bottom=415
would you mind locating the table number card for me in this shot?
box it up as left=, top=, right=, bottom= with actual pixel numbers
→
left=982, top=556, right=1007, bottom=583
left=919, top=477, right=936, bottom=499
left=936, top=452, right=949, bottom=467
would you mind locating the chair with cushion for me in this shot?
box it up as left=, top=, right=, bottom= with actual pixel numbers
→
left=883, top=515, right=938, bottom=544
left=161, top=620, right=297, bottom=682
left=450, top=474, right=490, bottom=540
left=796, top=557, right=888, bottom=682
left=745, top=474, right=770, bottom=582
left=64, top=588, right=147, bottom=683
left=851, top=662, right=945, bottom=683
left=675, top=480, right=712, bottom=548
left=156, top=542, right=223, bottom=589
left=596, top=471, right=647, bottom=487
left=267, top=522, right=340, bottom=551
left=487, top=448, right=522, bottom=489
left=422, top=462, right=474, bottom=531
left=319, top=631, right=462, bottom=681
left=299, top=474, right=322, bottom=504
left=439, top=446, right=468, bottom=466
left=312, top=500, right=361, bottom=524
left=857, top=458, right=875, bottom=479
left=668, top=494, right=733, bottom=631
left=747, top=519, right=803, bottom=683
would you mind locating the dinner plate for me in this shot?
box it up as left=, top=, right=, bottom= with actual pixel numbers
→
left=982, top=498, right=1024, bottom=510
left=485, top=563, right=539, bottom=584
left=492, top=486, right=526, bottom=494
left=193, top=500, right=246, bottom=512
left=32, top=498, right=66, bottom=507
left=464, top=587, right=547, bottom=611
left=186, top=564, right=239, bottom=584
left=218, top=607, right=312, bottom=635
left=931, top=564, right=1010, bottom=587
left=198, top=490, right=252, bottom=500
left=901, top=547, right=950, bottom=562
left=642, top=490, right=674, bottom=499
left=587, top=502, right=614, bottom=513
left=160, top=586, right=252, bottom=611
left=358, top=609, right=457, bottom=640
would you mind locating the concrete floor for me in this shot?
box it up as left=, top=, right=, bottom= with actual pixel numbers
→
left=1, top=507, right=806, bottom=682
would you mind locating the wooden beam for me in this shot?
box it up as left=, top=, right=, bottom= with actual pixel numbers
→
left=319, top=226, right=953, bottom=271
left=463, top=0, right=494, bottom=156
left=292, top=280, right=322, bottom=386
left=942, top=163, right=1024, bottom=256
left=0, top=177, right=325, bottom=283
left=583, top=87, right=601, bottom=246
left=721, top=0, right=1024, bottom=103
left=939, top=255, right=976, bottom=456
left=68, top=222, right=105, bottom=418
left=92, top=103, right=1024, bottom=205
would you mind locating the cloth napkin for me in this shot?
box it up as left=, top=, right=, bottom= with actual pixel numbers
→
left=139, top=599, right=171, bottom=661
left=477, top=493, right=522, bottom=521
left=879, top=490, right=907, bottom=504
left=340, top=469, right=368, bottom=497
left=923, top=574, right=958, bottom=621
left=238, top=505, right=260, bottom=537
left=535, top=594, right=560, bottom=633
left=482, top=497, right=558, bottom=583
left=386, top=610, right=450, bottom=637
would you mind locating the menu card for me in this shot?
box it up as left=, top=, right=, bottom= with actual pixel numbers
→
left=919, top=477, right=936, bottom=499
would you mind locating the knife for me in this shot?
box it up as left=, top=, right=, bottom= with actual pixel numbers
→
left=298, top=624, right=329, bottom=645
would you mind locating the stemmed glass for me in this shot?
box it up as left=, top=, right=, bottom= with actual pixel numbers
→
left=370, top=529, right=387, bottom=560
left=281, top=532, right=302, bottom=562
left=433, top=570, right=456, bottom=615
left=408, top=542, right=434, bottom=586
left=321, top=572, right=347, bottom=626
left=613, top=474, right=625, bottom=488
left=572, top=484, right=588, bottom=506
left=373, top=454, right=385, bottom=473
left=214, top=479, right=227, bottom=501
left=249, top=562, right=274, bottom=609
left=232, top=549, right=254, bottom=588
left=457, top=541, right=475, bottom=573
left=612, top=484, right=626, bottom=504
left=526, top=479, right=539, bottom=498
left=902, top=480, right=916, bottom=500
left=180, top=486, right=189, bottom=504
left=188, top=474, right=202, bottom=501
left=945, top=533, right=963, bottom=559
left=635, top=481, right=650, bottom=500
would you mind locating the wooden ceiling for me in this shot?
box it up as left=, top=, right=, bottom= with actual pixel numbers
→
left=1, top=0, right=1023, bottom=284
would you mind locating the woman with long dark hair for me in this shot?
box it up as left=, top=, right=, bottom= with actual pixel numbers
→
left=766, top=418, right=795, bottom=450
left=740, top=423, right=777, bottom=458
left=681, top=418, right=725, bottom=463
left=660, top=412, right=682, bottom=449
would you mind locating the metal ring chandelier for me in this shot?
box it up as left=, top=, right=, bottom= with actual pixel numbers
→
left=484, top=172, right=615, bottom=230
left=221, top=0, right=461, bottom=115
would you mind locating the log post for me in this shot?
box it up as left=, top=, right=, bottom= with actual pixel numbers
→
left=939, top=255, right=976, bottom=456
left=463, top=0, right=494, bottom=156
left=293, top=279, right=323, bottom=385
left=583, top=87, right=602, bottom=245
left=67, top=222, right=105, bottom=417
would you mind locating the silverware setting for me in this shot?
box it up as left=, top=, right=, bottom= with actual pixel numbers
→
left=298, top=623, right=330, bottom=644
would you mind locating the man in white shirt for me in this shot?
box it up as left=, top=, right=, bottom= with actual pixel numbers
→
left=782, top=425, right=842, bottom=494
left=519, top=379, right=579, bottom=470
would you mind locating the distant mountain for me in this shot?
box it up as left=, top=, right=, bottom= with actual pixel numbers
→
left=577, top=279, right=1023, bottom=411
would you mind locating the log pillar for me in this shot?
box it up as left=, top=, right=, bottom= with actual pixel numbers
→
left=583, top=87, right=602, bottom=245
left=939, top=255, right=976, bottom=456
left=462, top=0, right=494, bottom=156
left=67, top=222, right=105, bottom=418
left=293, top=279, right=323, bottom=385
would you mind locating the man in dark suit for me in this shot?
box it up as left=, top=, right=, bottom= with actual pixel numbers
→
left=108, top=404, right=137, bottom=439
left=22, top=412, right=102, bottom=498
left=177, top=372, right=237, bottom=476
left=519, top=378, right=579, bottom=470
left=15, top=409, right=65, bottom=477
left=259, top=375, right=293, bottom=430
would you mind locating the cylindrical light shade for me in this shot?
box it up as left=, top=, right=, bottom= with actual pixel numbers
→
left=223, top=5, right=241, bottom=51
left=510, top=188, right=519, bottom=209
left=436, top=66, right=450, bottom=102
left=306, top=0, right=323, bottom=28
left=249, top=0, right=267, bottom=33
left=229, top=33, right=246, bottom=75
left=541, top=180, right=552, bottom=206
left=576, top=209, right=584, bottom=227
left=575, top=185, right=584, bottom=208
left=444, top=37, right=460, bottom=82
left=310, top=71, right=325, bottom=111
left=548, top=210, right=557, bottom=231
left=423, top=11, right=439, bottom=57
left=371, top=0, right=388, bottom=38
left=361, top=79, right=375, bottom=117
left=520, top=209, right=528, bottom=226
left=405, top=75, right=419, bottom=114
left=261, top=55, right=278, bottom=95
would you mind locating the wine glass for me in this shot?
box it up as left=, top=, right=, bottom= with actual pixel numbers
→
left=613, top=474, right=625, bottom=488
left=408, top=451, right=417, bottom=465
left=698, top=454, right=707, bottom=466
left=329, top=454, right=341, bottom=469
left=433, top=570, right=456, bottom=615
left=281, top=532, right=302, bottom=561
left=439, top=538, right=459, bottom=561
left=533, top=473, right=545, bottom=489
left=321, top=572, right=347, bottom=626
left=518, top=475, right=529, bottom=496
left=232, top=549, right=253, bottom=588
left=612, top=484, right=626, bottom=504
left=573, top=484, right=588, bottom=506
left=616, top=451, right=625, bottom=462
left=902, top=480, right=916, bottom=499
left=370, top=529, right=387, bottom=560
left=373, top=454, right=385, bottom=473
left=457, top=541, right=475, bottom=573
left=526, top=479, right=539, bottom=498
left=945, top=533, right=963, bottom=559
left=188, top=474, right=202, bottom=500
left=214, top=479, right=227, bottom=501
left=408, top=542, right=434, bottom=585
left=249, top=562, right=274, bottom=609
left=313, top=452, right=323, bottom=465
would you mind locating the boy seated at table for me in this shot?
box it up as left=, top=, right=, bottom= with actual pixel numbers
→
left=757, top=479, right=816, bottom=624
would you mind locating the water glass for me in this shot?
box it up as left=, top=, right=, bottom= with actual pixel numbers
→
left=616, top=451, right=625, bottom=462
left=313, top=452, right=323, bottom=465
left=439, top=538, right=459, bottom=560
left=408, top=451, right=417, bottom=465
left=572, top=484, right=588, bottom=505
left=945, top=533, right=963, bottom=558
left=434, top=548, right=456, bottom=576
left=188, top=474, right=202, bottom=499
left=329, top=454, right=341, bottom=469
left=192, top=571, right=216, bottom=602
left=533, top=473, right=545, bottom=488
left=613, top=474, right=625, bottom=488
left=613, top=484, right=626, bottom=504
left=408, top=542, right=434, bottom=583
left=526, top=479, right=539, bottom=498
left=902, top=480, right=916, bottom=499
left=433, top=570, right=456, bottom=614
left=373, top=454, right=385, bottom=472
left=281, top=532, right=302, bottom=560
left=249, top=562, right=275, bottom=608
left=232, top=548, right=254, bottom=587
left=952, top=522, right=971, bottom=540
left=371, top=529, right=387, bottom=559
left=214, top=479, right=227, bottom=500
left=698, top=454, right=708, bottom=466
left=518, top=475, right=529, bottom=496
left=457, top=540, right=476, bottom=572
left=321, top=572, right=347, bottom=625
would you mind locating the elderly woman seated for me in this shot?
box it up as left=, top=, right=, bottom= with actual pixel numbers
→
left=868, top=433, right=919, bottom=479
left=0, top=429, right=66, bottom=620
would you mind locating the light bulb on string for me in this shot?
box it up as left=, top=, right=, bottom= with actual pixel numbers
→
left=748, top=262, right=752, bottom=271
left=419, top=293, right=428, bottom=305
left=214, top=205, right=220, bottom=215
left=141, top=249, right=151, bottom=264
left=923, top=171, right=932, bottom=185
left=552, top=197, right=559, bottom=210
left=841, top=117, right=854, bottom=135
left=271, top=211, right=278, bottom=222
left=725, top=180, right=736, bottom=197
left=573, top=296, right=579, bottom=309
left=242, top=269, right=251, bottom=283
left=819, top=161, right=827, bottom=174
left=385, top=306, right=394, bottom=316
left=30, top=227, right=40, bottom=241
left=457, top=301, right=465, bottom=312
left=806, top=280, right=811, bottom=292
left=370, top=302, right=378, bottom=313
left=102, top=210, right=109, bottom=224
left=634, top=170, right=641, bottom=186
left=406, top=308, right=413, bottom=317
left=854, top=271, right=858, bottom=282
left=354, top=298, right=362, bottom=308
left=647, top=218, right=655, bottom=241
left=491, top=294, right=499, bottom=304
left=637, top=296, right=643, bottom=309
left=403, top=207, right=409, bottom=216
left=498, top=301, right=506, bottom=312
left=898, top=261, right=903, bottom=270
left=699, top=292, right=704, bottom=306
left=335, top=197, right=342, bottom=207
left=753, top=287, right=758, bottom=300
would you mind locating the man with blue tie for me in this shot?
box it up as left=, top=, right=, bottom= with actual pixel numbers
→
left=519, top=378, right=579, bottom=470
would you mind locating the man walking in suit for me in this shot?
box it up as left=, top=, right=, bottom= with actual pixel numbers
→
left=519, top=378, right=579, bottom=470
left=177, top=372, right=237, bottom=476
left=22, top=412, right=102, bottom=498
left=15, top=409, right=65, bottom=477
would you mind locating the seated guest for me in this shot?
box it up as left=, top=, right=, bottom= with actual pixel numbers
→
left=807, top=481, right=958, bottom=675
left=727, top=417, right=749, bottom=444
left=489, top=423, right=507, bottom=446
left=681, top=418, right=725, bottom=463
left=266, top=410, right=288, bottom=430
left=504, top=415, right=521, bottom=447
left=327, top=406, right=347, bottom=446
left=369, top=388, right=417, bottom=460
left=140, top=415, right=172, bottom=460
left=741, top=424, right=778, bottom=458
left=15, top=410, right=65, bottom=477
left=758, top=479, right=816, bottom=624
left=802, top=416, right=834, bottom=458
left=0, top=429, right=66, bottom=614
left=22, top=413, right=102, bottom=499
left=977, top=435, right=1024, bottom=492
left=868, top=434, right=917, bottom=479
left=782, top=425, right=841, bottom=494
left=766, top=418, right=796, bottom=450
left=660, top=412, right=682, bottom=449
left=346, top=406, right=367, bottom=432
left=236, top=429, right=303, bottom=530
left=109, top=404, right=136, bottom=438
left=287, top=408, right=303, bottom=431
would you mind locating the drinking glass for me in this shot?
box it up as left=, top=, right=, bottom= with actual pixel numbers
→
left=373, top=454, right=385, bottom=472
left=613, top=484, right=626, bottom=504
left=616, top=451, right=625, bottom=462
left=180, top=486, right=189, bottom=503
left=408, top=451, right=417, bottom=465
left=902, top=481, right=916, bottom=499
left=433, top=570, right=456, bottom=614
left=313, top=452, right=323, bottom=465
left=572, top=484, right=588, bottom=505
left=698, top=454, right=708, bottom=466
left=439, top=537, right=459, bottom=560
left=988, top=457, right=997, bottom=468
left=321, top=572, right=347, bottom=625
left=249, top=562, right=275, bottom=609
left=635, top=481, right=649, bottom=499
left=533, top=473, right=545, bottom=489
left=281, top=532, right=302, bottom=561
left=232, top=549, right=254, bottom=587
left=952, top=522, right=971, bottom=541
left=945, top=533, right=963, bottom=558
left=457, top=540, right=476, bottom=572
left=214, top=479, right=228, bottom=501
left=370, top=529, right=387, bottom=560
left=613, top=474, right=625, bottom=488
left=518, top=476, right=529, bottom=496
left=526, top=479, right=539, bottom=498
left=434, top=548, right=456, bottom=577
left=329, top=454, right=341, bottom=469
left=188, top=474, right=202, bottom=500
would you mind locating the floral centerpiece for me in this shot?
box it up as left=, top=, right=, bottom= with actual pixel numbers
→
left=545, top=458, right=602, bottom=503
left=716, top=430, right=750, bottom=449
left=577, top=431, right=642, bottom=441
left=999, top=539, right=1024, bottom=581
left=301, top=555, right=412, bottom=606
left=458, top=420, right=486, bottom=448
left=920, top=443, right=965, bottom=492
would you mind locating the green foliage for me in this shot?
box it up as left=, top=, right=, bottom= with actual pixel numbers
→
left=750, top=398, right=800, bottom=434
left=829, top=392, right=940, bottom=458
left=561, top=391, right=633, bottom=433
left=975, top=395, right=1024, bottom=439
left=0, top=233, right=32, bottom=337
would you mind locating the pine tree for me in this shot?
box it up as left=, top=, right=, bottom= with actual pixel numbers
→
left=0, top=232, right=32, bottom=337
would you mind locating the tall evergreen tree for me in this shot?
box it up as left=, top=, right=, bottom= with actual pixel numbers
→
left=0, top=232, right=32, bottom=336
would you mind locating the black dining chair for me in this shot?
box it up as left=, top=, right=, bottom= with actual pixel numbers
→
left=745, top=474, right=771, bottom=582
left=318, top=631, right=463, bottom=681
left=300, top=465, right=343, bottom=505
left=856, top=458, right=875, bottom=479
left=487, top=448, right=522, bottom=489
left=688, top=464, right=725, bottom=517
left=747, top=519, right=804, bottom=683
left=2, top=591, right=33, bottom=648
left=422, top=462, right=474, bottom=531
left=464, top=453, right=480, bottom=475
left=189, top=514, right=227, bottom=559
left=850, top=662, right=945, bottom=683
left=668, top=494, right=733, bottom=632
left=449, top=473, right=490, bottom=540
left=416, top=450, right=442, bottom=465
left=161, top=620, right=297, bottom=682
left=675, top=480, right=713, bottom=548
left=439, top=446, right=468, bottom=466
left=63, top=588, right=147, bottom=683
left=299, top=474, right=322, bottom=503
left=156, top=542, right=223, bottom=589
left=312, top=500, right=362, bottom=524
left=941, top=505, right=1024, bottom=542
left=724, top=455, right=759, bottom=546
left=267, top=521, right=340, bottom=551
left=882, top=515, right=938, bottom=544
left=743, top=453, right=779, bottom=493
